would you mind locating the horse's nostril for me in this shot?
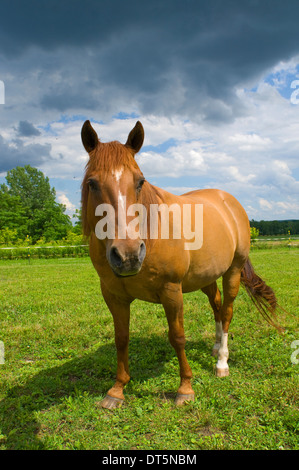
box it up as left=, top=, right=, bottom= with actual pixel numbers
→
left=110, top=246, right=123, bottom=268
left=139, top=241, right=146, bottom=262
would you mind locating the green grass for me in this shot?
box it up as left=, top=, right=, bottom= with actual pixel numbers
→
left=0, top=250, right=298, bottom=450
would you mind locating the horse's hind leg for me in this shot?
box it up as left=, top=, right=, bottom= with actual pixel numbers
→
left=201, top=282, right=222, bottom=356
left=215, top=264, right=242, bottom=377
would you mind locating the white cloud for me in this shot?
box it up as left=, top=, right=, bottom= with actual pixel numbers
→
left=229, top=133, right=272, bottom=151
left=259, top=198, right=273, bottom=210
left=56, top=191, right=76, bottom=216
left=277, top=201, right=299, bottom=212
left=257, top=197, right=299, bottom=219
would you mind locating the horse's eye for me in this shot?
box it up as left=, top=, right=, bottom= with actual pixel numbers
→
left=137, top=178, right=145, bottom=192
left=87, top=178, right=99, bottom=191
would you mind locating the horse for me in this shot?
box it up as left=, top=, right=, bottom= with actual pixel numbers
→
left=81, top=120, right=281, bottom=409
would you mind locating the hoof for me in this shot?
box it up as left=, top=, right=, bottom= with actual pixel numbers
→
left=175, top=393, right=195, bottom=406
left=101, top=395, right=124, bottom=410
left=215, top=367, right=229, bottom=378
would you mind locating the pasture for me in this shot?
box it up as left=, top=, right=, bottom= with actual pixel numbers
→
left=0, top=248, right=298, bottom=450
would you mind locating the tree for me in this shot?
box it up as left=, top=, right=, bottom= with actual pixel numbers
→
left=6, top=165, right=56, bottom=213
left=33, top=199, right=72, bottom=241
left=250, top=219, right=299, bottom=235
left=0, top=183, right=28, bottom=239
left=72, top=208, right=83, bottom=235
left=2, top=165, right=72, bottom=243
left=250, top=226, right=259, bottom=242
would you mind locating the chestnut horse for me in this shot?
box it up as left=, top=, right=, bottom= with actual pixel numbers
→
left=81, top=120, right=281, bottom=409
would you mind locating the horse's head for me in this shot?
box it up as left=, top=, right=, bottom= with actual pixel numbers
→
left=81, top=120, right=147, bottom=277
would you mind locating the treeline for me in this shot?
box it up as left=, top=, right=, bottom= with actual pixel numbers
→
left=0, top=165, right=82, bottom=245
left=250, top=219, right=299, bottom=236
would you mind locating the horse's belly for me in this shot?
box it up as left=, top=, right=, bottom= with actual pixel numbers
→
left=182, top=269, right=222, bottom=292
left=182, top=248, right=234, bottom=292
left=182, top=272, right=220, bottom=292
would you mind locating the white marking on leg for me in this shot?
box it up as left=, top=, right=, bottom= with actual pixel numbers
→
left=213, top=321, right=222, bottom=355
left=216, top=330, right=229, bottom=370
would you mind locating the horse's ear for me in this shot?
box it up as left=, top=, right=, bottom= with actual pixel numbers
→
left=81, top=120, right=99, bottom=153
left=125, top=121, right=144, bottom=154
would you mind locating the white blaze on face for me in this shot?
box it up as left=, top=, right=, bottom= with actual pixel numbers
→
left=118, top=191, right=125, bottom=210
left=112, top=167, right=126, bottom=238
left=112, top=167, right=125, bottom=209
left=112, top=166, right=125, bottom=209
left=112, top=167, right=124, bottom=183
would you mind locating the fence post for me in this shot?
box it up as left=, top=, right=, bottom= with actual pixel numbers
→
left=26, top=234, right=31, bottom=264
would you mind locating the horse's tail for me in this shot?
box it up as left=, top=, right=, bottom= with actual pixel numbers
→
left=240, top=258, right=284, bottom=332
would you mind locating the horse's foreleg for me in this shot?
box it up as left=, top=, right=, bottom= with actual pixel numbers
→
left=100, top=283, right=131, bottom=409
left=161, top=284, right=195, bottom=405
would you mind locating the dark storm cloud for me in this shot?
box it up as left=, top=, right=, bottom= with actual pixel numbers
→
left=17, top=121, right=41, bottom=137
left=0, top=135, right=52, bottom=172
left=1, top=0, right=299, bottom=120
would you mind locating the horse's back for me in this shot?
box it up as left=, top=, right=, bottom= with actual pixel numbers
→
left=181, top=188, right=250, bottom=252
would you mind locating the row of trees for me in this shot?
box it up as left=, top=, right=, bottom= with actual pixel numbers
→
left=0, top=165, right=82, bottom=245
left=250, top=219, right=299, bottom=236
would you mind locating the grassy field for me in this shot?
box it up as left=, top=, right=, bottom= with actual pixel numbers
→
left=0, top=249, right=298, bottom=450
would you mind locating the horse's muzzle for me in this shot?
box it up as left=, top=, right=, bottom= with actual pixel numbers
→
left=107, top=240, right=146, bottom=277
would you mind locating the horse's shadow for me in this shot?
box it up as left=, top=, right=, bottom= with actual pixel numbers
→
left=0, top=334, right=212, bottom=450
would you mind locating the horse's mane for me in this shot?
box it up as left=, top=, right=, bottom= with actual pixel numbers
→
left=81, top=141, right=161, bottom=244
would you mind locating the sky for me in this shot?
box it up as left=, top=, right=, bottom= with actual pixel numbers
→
left=0, top=0, right=299, bottom=221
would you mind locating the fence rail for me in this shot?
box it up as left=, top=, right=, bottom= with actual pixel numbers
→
left=1, top=237, right=299, bottom=250
left=0, top=245, right=88, bottom=250
left=1, top=239, right=299, bottom=250
left=255, top=237, right=299, bottom=241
